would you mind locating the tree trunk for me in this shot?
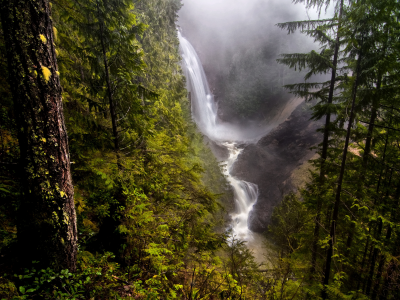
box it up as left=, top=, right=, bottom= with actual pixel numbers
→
left=344, top=74, right=383, bottom=268
left=0, top=0, right=77, bottom=271
left=357, top=236, right=370, bottom=290
left=372, top=225, right=392, bottom=299
left=322, top=46, right=361, bottom=300
left=97, top=3, right=120, bottom=157
left=311, top=0, right=344, bottom=274
left=363, top=74, right=382, bottom=166
left=366, top=218, right=383, bottom=295
left=319, top=0, right=344, bottom=181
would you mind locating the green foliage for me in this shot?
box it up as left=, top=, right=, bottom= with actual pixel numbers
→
left=3, top=254, right=144, bottom=299
left=269, top=193, right=310, bottom=255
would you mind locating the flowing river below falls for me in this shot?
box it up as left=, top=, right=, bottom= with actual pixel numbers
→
left=178, top=31, right=300, bottom=263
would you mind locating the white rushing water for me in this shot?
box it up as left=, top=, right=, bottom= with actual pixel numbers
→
left=222, top=143, right=259, bottom=239
left=179, top=31, right=260, bottom=241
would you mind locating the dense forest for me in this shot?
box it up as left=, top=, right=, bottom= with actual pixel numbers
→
left=1, top=0, right=400, bottom=299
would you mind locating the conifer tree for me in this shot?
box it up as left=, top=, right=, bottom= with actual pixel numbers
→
left=322, top=28, right=364, bottom=299
left=277, top=0, right=345, bottom=275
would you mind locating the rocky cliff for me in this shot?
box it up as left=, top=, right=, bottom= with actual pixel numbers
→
left=231, top=101, right=324, bottom=232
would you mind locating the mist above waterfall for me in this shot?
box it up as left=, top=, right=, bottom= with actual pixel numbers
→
left=179, top=0, right=332, bottom=126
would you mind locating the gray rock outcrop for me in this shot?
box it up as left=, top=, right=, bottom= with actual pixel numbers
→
left=231, top=101, right=324, bottom=232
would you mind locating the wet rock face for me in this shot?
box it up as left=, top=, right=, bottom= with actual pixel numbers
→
left=231, top=101, right=324, bottom=232
left=203, top=136, right=229, bottom=161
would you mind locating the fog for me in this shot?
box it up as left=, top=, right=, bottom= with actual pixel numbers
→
left=179, top=0, right=333, bottom=59
left=179, top=0, right=334, bottom=124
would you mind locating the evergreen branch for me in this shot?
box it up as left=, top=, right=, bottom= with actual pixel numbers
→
left=276, top=19, right=334, bottom=34
left=303, top=27, right=336, bottom=45
left=359, top=120, right=400, bottom=132
left=277, top=50, right=333, bottom=74
left=283, top=81, right=330, bottom=92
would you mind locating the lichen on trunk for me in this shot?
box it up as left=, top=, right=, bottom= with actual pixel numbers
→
left=0, top=0, right=77, bottom=271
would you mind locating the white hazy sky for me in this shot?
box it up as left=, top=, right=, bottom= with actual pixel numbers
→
left=179, top=0, right=335, bottom=25
left=178, top=0, right=335, bottom=57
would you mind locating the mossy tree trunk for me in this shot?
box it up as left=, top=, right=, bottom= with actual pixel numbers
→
left=0, top=0, right=77, bottom=271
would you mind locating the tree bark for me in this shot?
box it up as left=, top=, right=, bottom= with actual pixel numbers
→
left=0, top=0, right=77, bottom=271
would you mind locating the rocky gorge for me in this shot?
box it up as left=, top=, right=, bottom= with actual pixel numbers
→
left=232, top=101, right=324, bottom=232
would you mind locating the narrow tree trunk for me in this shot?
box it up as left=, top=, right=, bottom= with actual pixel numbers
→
left=380, top=237, right=400, bottom=300
left=101, top=42, right=119, bottom=153
left=97, top=3, right=120, bottom=156
left=363, top=107, right=393, bottom=294
left=362, top=244, right=375, bottom=292
left=322, top=47, right=361, bottom=300
left=319, top=0, right=344, bottom=180
left=366, top=219, right=383, bottom=295
left=311, top=0, right=344, bottom=274
left=357, top=236, right=370, bottom=290
left=376, top=130, right=390, bottom=195
left=371, top=169, right=395, bottom=298
left=363, top=75, right=382, bottom=166
left=345, top=74, right=383, bottom=264
left=372, top=225, right=392, bottom=299
left=380, top=259, right=395, bottom=300
left=0, top=0, right=77, bottom=271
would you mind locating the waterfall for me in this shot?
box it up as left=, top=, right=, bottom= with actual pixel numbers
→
left=178, top=31, right=258, bottom=240
left=222, top=143, right=259, bottom=238
left=179, top=32, right=218, bottom=140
